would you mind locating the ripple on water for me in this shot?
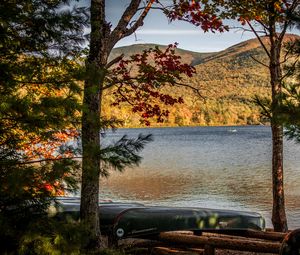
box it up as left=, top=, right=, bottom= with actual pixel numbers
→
left=100, top=126, right=300, bottom=229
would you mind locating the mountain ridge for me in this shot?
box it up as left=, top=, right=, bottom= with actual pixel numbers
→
left=110, top=43, right=215, bottom=66
left=103, top=35, right=298, bottom=127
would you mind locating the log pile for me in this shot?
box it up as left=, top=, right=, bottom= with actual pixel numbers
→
left=158, top=232, right=282, bottom=254
left=120, top=230, right=288, bottom=255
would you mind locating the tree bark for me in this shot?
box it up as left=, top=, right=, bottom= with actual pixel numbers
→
left=271, top=123, right=287, bottom=232
left=80, top=0, right=156, bottom=249
left=80, top=0, right=109, bottom=249
left=269, top=30, right=288, bottom=232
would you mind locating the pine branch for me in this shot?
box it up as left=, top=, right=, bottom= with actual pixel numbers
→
left=100, top=134, right=153, bottom=176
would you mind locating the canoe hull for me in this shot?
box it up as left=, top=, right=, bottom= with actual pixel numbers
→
left=53, top=197, right=265, bottom=239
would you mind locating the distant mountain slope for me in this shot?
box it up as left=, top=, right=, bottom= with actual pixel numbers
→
left=110, top=43, right=215, bottom=66
left=103, top=35, right=298, bottom=127
left=201, top=34, right=298, bottom=64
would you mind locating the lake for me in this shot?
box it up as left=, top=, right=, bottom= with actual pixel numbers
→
left=100, top=126, right=300, bottom=229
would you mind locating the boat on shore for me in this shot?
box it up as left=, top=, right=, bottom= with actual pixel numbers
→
left=52, top=197, right=266, bottom=240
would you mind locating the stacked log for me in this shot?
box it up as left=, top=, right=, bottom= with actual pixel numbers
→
left=158, top=232, right=281, bottom=254
left=119, top=228, right=300, bottom=255
left=121, top=230, right=287, bottom=255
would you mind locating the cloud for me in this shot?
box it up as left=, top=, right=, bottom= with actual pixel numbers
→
left=134, top=28, right=251, bottom=36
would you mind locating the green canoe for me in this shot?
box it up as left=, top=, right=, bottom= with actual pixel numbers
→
left=53, top=197, right=265, bottom=239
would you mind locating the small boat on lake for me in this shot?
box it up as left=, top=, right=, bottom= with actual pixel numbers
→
left=52, top=197, right=265, bottom=239
left=228, top=128, right=237, bottom=133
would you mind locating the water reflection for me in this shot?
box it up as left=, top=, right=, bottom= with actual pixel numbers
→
left=101, top=170, right=191, bottom=200
left=100, top=126, right=300, bottom=229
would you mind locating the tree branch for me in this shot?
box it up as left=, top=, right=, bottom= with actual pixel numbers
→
left=279, top=0, right=299, bottom=43
left=280, top=40, right=298, bottom=66
left=281, top=58, right=299, bottom=81
left=250, top=55, right=269, bottom=68
left=254, top=96, right=272, bottom=119
left=123, top=0, right=156, bottom=38
left=117, top=85, right=135, bottom=106
left=103, top=77, right=136, bottom=90
left=174, top=82, right=205, bottom=100
left=106, top=54, right=124, bottom=69
left=109, top=0, right=142, bottom=46
left=14, top=157, right=83, bottom=165
left=247, top=20, right=271, bottom=59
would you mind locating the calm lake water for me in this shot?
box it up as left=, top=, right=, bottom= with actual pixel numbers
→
left=100, top=126, right=300, bottom=229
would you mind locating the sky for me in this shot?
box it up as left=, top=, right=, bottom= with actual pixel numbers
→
left=79, top=1, right=297, bottom=53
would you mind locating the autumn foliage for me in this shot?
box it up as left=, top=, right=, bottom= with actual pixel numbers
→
left=222, top=0, right=293, bottom=24
left=110, top=44, right=196, bottom=125
left=166, top=0, right=228, bottom=32
left=21, top=129, right=79, bottom=161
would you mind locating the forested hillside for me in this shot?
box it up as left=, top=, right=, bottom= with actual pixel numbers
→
left=102, top=35, right=297, bottom=127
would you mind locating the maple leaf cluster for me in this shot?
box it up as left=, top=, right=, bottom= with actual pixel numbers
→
left=19, top=129, right=79, bottom=195
left=110, top=44, right=196, bottom=126
left=165, top=0, right=228, bottom=32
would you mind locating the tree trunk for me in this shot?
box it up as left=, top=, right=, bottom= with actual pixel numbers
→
left=269, top=36, right=288, bottom=232
left=80, top=0, right=109, bottom=249
left=271, top=123, right=287, bottom=232
left=81, top=76, right=102, bottom=248
left=79, top=0, right=159, bottom=249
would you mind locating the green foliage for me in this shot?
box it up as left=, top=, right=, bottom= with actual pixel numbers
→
left=18, top=218, right=126, bottom=255
left=0, top=0, right=87, bottom=253
left=100, top=134, right=153, bottom=177
left=279, top=83, right=300, bottom=142
left=0, top=0, right=87, bottom=143
left=276, top=34, right=300, bottom=142
left=0, top=153, right=80, bottom=253
left=1, top=200, right=128, bottom=254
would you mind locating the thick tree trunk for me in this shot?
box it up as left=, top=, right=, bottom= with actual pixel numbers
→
left=80, top=0, right=154, bottom=249
left=269, top=37, right=288, bottom=232
left=271, top=123, right=287, bottom=231
left=80, top=0, right=109, bottom=249
left=81, top=76, right=102, bottom=248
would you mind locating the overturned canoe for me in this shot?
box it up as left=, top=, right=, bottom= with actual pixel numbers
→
left=53, top=197, right=265, bottom=239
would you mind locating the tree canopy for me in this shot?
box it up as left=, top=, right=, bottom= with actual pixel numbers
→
left=0, top=1, right=88, bottom=251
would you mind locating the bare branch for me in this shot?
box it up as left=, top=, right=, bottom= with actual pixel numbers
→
left=278, top=20, right=290, bottom=44
left=247, top=21, right=271, bottom=59
left=280, top=40, right=298, bottom=66
left=279, top=0, right=300, bottom=42
left=106, top=54, right=124, bottom=69
left=250, top=55, right=269, bottom=68
left=9, top=157, right=83, bottom=165
left=103, top=78, right=129, bottom=90
left=174, top=82, right=205, bottom=100
left=117, top=85, right=135, bottom=106
left=254, top=96, right=272, bottom=119
left=228, top=26, right=266, bottom=34
left=281, top=58, right=299, bottom=81
left=256, top=19, right=270, bottom=33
